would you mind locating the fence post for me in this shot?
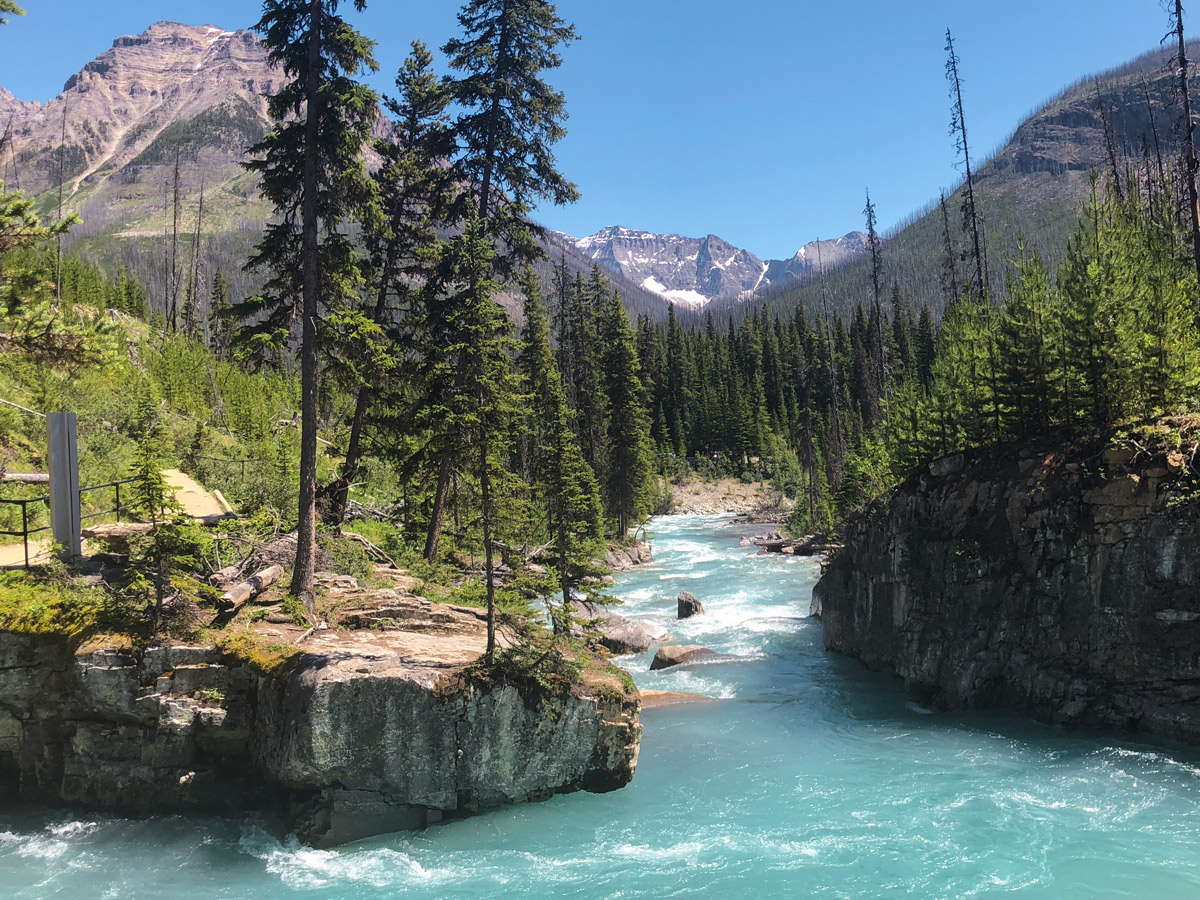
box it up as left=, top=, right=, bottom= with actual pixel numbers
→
left=47, top=412, right=82, bottom=561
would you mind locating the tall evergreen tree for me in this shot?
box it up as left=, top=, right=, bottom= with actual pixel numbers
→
left=599, top=290, right=654, bottom=538
left=241, top=0, right=378, bottom=608
left=437, top=215, right=522, bottom=658
left=419, top=0, right=581, bottom=561
left=443, top=0, right=579, bottom=274
left=329, top=40, right=455, bottom=529
left=518, top=270, right=604, bottom=632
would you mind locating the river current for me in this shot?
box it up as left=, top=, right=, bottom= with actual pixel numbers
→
left=4, top=514, right=1200, bottom=898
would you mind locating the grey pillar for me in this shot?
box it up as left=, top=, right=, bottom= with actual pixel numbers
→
left=47, top=412, right=82, bottom=560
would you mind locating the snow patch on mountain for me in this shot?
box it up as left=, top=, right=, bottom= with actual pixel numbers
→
left=563, top=225, right=870, bottom=308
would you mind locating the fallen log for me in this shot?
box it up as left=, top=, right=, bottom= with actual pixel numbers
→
left=2, top=473, right=49, bottom=484
left=341, top=531, right=398, bottom=569
left=208, top=563, right=244, bottom=589
left=219, top=565, right=283, bottom=613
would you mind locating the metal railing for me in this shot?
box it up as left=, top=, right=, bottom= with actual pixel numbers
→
left=0, top=478, right=137, bottom=568
left=0, top=495, right=50, bottom=568
left=192, top=455, right=260, bottom=480
left=79, top=478, right=137, bottom=524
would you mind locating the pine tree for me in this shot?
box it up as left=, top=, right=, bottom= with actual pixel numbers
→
left=328, top=40, right=455, bottom=529
left=599, top=289, right=654, bottom=538
left=241, top=0, right=378, bottom=608
left=208, top=269, right=232, bottom=358
left=518, top=270, right=604, bottom=632
left=915, top=306, right=936, bottom=390
left=436, top=215, right=523, bottom=658
left=0, top=2, right=24, bottom=25
left=444, top=0, right=579, bottom=274
left=998, top=242, right=1056, bottom=435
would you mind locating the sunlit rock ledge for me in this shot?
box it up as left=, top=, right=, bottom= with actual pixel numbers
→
left=815, top=426, right=1200, bottom=743
left=0, top=609, right=641, bottom=847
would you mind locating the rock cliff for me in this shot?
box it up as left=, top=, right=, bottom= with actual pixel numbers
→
left=813, top=430, right=1200, bottom=742
left=0, top=625, right=640, bottom=847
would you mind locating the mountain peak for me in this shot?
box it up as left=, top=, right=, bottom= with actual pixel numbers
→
left=563, top=226, right=870, bottom=308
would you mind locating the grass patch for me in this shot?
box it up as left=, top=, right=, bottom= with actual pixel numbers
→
left=0, top=571, right=109, bottom=639
left=446, top=577, right=537, bottom=617
left=215, top=629, right=302, bottom=678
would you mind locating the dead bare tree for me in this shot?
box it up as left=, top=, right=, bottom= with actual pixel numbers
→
left=945, top=29, right=987, bottom=300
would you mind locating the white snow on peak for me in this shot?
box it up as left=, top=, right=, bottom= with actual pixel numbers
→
left=641, top=277, right=709, bottom=309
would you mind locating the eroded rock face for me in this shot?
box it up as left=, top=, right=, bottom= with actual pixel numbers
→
left=814, top=437, right=1200, bottom=742
left=0, top=630, right=641, bottom=846
left=605, top=542, right=653, bottom=571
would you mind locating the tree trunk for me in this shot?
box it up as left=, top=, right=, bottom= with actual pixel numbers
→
left=329, top=253, right=395, bottom=529
left=1175, top=1, right=1200, bottom=289
left=291, top=0, right=323, bottom=610
left=947, top=31, right=986, bottom=300
left=480, top=429, right=496, bottom=661
left=424, top=453, right=453, bottom=561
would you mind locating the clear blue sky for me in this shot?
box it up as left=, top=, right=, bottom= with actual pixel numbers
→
left=0, top=1, right=1181, bottom=259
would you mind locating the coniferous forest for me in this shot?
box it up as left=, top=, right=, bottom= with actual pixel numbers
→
left=6, top=1, right=1200, bottom=642
left=11, top=0, right=1200, bottom=889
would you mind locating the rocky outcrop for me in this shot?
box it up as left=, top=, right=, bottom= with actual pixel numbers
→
left=650, top=645, right=719, bottom=671
left=605, top=541, right=653, bottom=571
left=677, top=592, right=704, bottom=619
left=814, top=434, right=1200, bottom=743
left=570, top=600, right=670, bottom=655
left=0, top=628, right=640, bottom=847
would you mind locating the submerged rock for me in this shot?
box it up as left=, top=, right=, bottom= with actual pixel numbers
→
left=677, top=592, right=705, bottom=619
left=649, top=645, right=718, bottom=671
left=814, top=432, right=1200, bottom=744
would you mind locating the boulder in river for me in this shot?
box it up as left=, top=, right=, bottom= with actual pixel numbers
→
left=649, top=645, right=719, bottom=671
left=570, top=600, right=670, bottom=654
left=677, top=592, right=705, bottom=619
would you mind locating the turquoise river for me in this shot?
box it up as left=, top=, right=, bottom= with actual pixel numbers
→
left=4, top=514, right=1200, bottom=898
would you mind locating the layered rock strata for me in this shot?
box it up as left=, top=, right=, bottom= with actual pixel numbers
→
left=0, top=624, right=640, bottom=847
left=814, top=438, right=1200, bottom=742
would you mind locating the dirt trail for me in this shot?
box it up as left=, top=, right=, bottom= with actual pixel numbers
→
left=0, top=539, right=50, bottom=568
left=1, top=469, right=227, bottom=567
left=161, top=468, right=227, bottom=518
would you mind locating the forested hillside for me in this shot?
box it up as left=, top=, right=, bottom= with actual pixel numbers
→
left=743, top=40, right=1200, bottom=323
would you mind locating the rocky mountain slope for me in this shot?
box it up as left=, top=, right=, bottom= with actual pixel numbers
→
left=0, top=22, right=676, bottom=320
left=1, top=22, right=278, bottom=229
left=561, top=225, right=868, bottom=309
left=759, top=41, right=1200, bottom=322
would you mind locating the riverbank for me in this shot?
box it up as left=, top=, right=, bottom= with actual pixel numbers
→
left=666, top=477, right=786, bottom=517
left=815, top=427, right=1200, bottom=743
left=6, top=514, right=1200, bottom=898
left=0, top=588, right=641, bottom=847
